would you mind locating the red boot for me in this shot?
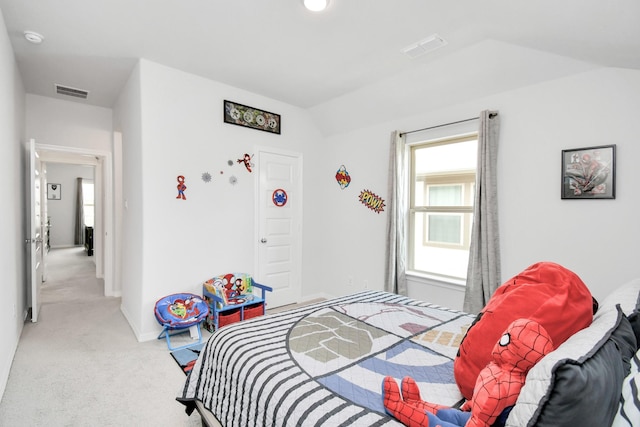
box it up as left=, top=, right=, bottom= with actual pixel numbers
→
left=382, top=376, right=431, bottom=427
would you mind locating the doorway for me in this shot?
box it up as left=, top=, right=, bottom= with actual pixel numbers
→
left=255, top=148, right=303, bottom=308
left=35, top=144, right=115, bottom=298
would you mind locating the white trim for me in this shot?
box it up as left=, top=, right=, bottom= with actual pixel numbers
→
left=254, top=146, right=303, bottom=307
left=407, top=271, right=466, bottom=288
left=35, top=143, right=116, bottom=297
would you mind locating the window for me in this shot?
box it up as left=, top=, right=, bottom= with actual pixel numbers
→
left=409, top=134, right=477, bottom=281
left=82, top=180, right=95, bottom=227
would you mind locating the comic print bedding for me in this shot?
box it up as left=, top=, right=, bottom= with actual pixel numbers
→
left=178, top=290, right=476, bottom=426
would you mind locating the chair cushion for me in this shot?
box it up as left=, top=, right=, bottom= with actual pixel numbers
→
left=154, top=293, right=209, bottom=328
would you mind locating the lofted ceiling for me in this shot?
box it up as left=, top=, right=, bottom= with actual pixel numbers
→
left=1, top=1, right=639, bottom=134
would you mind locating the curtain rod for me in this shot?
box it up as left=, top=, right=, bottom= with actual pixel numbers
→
left=400, top=112, right=497, bottom=137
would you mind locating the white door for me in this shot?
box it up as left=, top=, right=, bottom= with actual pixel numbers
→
left=256, top=149, right=302, bottom=308
left=26, top=139, right=45, bottom=322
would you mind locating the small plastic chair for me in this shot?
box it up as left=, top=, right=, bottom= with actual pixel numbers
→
left=154, top=293, right=209, bottom=350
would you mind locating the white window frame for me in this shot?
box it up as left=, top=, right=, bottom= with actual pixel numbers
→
left=408, top=133, right=477, bottom=281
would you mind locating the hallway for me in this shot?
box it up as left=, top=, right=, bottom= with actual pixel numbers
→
left=0, top=247, right=201, bottom=426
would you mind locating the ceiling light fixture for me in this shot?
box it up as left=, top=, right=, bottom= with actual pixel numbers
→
left=303, top=0, right=329, bottom=12
left=24, top=30, right=44, bottom=44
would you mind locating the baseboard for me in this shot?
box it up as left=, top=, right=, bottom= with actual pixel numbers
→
left=299, top=291, right=334, bottom=302
left=119, top=303, right=144, bottom=341
left=0, top=322, right=23, bottom=402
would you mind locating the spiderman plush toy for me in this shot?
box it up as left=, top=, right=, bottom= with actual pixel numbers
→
left=383, top=318, right=554, bottom=427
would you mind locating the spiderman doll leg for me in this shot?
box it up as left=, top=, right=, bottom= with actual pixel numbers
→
left=382, top=376, right=432, bottom=427
left=401, top=377, right=449, bottom=415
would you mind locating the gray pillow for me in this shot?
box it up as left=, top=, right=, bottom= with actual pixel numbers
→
left=507, top=305, right=637, bottom=426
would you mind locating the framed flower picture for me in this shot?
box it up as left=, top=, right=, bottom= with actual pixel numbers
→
left=561, top=144, right=616, bottom=199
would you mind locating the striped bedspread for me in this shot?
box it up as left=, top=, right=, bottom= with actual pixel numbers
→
left=178, top=290, right=474, bottom=426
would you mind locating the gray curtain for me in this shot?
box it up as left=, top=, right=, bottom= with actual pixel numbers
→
left=74, top=177, right=85, bottom=246
left=463, top=110, right=501, bottom=313
left=384, top=131, right=408, bottom=295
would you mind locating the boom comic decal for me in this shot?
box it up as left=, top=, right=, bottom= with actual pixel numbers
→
left=359, top=189, right=385, bottom=213
left=335, top=165, right=351, bottom=189
left=272, top=189, right=288, bottom=207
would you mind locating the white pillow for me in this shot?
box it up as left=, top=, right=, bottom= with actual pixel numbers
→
left=598, top=278, right=640, bottom=318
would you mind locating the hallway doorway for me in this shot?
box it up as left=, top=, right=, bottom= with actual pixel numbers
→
left=35, top=144, right=115, bottom=298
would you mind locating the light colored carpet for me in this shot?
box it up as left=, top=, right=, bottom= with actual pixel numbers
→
left=0, top=247, right=202, bottom=426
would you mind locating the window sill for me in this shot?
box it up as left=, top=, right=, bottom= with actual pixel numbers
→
left=406, top=271, right=466, bottom=289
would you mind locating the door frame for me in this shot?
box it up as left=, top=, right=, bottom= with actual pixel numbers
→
left=27, top=138, right=44, bottom=322
left=35, top=143, right=116, bottom=297
left=254, top=146, right=303, bottom=307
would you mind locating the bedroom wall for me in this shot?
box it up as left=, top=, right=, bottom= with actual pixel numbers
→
left=0, top=7, right=26, bottom=402
left=317, top=67, right=640, bottom=309
left=45, top=163, right=95, bottom=248
left=26, top=94, right=113, bottom=152
left=25, top=94, right=113, bottom=152
left=114, top=59, right=326, bottom=341
left=112, top=61, right=144, bottom=333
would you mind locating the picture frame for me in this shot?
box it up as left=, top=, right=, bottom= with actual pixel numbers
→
left=223, top=100, right=281, bottom=134
left=47, top=183, right=62, bottom=200
left=561, top=144, right=616, bottom=199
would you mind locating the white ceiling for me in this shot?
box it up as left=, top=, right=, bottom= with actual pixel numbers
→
left=2, top=0, right=639, bottom=134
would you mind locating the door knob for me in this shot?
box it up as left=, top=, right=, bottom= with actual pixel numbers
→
left=260, top=238, right=267, bottom=243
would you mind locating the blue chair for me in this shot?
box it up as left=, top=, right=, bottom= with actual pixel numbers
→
left=154, top=293, right=209, bottom=350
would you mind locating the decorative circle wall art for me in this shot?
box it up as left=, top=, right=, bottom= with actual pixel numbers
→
left=176, top=175, right=187, bottom=200
left=272, top=189, right=288, bottom=207
left=202, top=172, right=212, bottom=183
left=223, top=100, right=281, bottom=134
left=335, top=165, right=351, bottom=189
left=358, top=189, right=385, bottom=213
left=229, top=176, right=238, bottom=185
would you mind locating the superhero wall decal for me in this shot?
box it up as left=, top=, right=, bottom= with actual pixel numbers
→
left=176, top=175, right=187, bottom=200
left=335, top=165, right=351, bottom=189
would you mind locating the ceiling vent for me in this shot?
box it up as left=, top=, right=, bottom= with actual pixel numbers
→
left=55, top=84, right=89, bottom=99
left=401, top=34, right=447, bottom=59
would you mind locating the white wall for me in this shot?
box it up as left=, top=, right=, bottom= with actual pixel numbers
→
left=45, top=163, right=95, bottom=248
left=114, top=59, right=326, bottom=340
left=113, top=61, right=144, bottom=335
left=319, top=67, right=640, bottom=308
left=26, top=94, right=113, bottom=152
left=0, top=8, right=26, bottom=402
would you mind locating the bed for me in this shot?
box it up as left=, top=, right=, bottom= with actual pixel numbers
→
left=178, top=291, right=474, bottom=426
left=178, top=281, right=640, bottom=427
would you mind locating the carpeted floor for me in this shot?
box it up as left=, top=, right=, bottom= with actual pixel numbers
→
left=0, top=247, right=202, bottom=426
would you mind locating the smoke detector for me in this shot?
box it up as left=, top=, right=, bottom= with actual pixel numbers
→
left=24, top=31, right=44, bottom=44
left=401, top=34, right=447, bottom=59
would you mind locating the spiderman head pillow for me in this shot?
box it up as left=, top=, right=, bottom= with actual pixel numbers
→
left=454, top=261, right=596, bottom=400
